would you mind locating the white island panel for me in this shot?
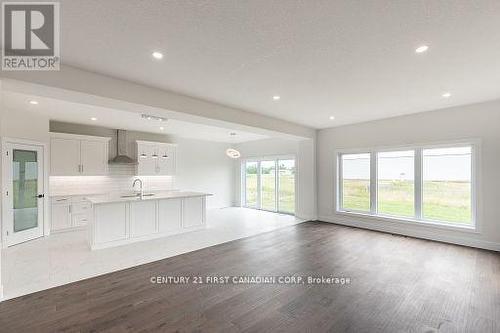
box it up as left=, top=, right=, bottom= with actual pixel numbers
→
left=130, top=200, right=157, bottom=238
left=183, top=197, right=205, bottom=228
left=158, top=199, right=182, bottom=233
left=88, top=192, right=211, bottom=250
left=95, top=202, right=128, bottom=243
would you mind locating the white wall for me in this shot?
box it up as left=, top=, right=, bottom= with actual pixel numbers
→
left=317, top=100, right=500, bottom=251
left=234, top=137, right=316, bottom=220
left=172, top=137, right=233, bottom=209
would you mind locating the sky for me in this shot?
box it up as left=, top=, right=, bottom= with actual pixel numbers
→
left=342, top=148, right=472, bottom=182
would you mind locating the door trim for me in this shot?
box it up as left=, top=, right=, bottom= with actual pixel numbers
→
left=1, top=137, right=49, bottom=248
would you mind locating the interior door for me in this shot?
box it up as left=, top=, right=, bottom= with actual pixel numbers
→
left=3, top=143, right=45, bottom=246
left=80, top=140, right=106, bottom=175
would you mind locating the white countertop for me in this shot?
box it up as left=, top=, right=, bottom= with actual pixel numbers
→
left=86, top=191, right=212, bottom=205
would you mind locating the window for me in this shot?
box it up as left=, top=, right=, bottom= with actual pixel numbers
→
left=337, top=143, right=475, bottom=229
left=340, top=153, right=370, bottom=212
left=377, top=150, right=414, bottom=217
left=423, top=147, right=472, bottom=224
left=243, top=157, right=295, bottom=214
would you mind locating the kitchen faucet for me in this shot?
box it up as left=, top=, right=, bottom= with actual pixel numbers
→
left=132, top=178, right=143, bottom=197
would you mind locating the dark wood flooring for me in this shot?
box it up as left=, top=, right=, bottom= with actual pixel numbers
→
left=0, top=222, right=499, bottom=332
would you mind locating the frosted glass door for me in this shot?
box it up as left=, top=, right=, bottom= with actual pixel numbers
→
left=13, top=149, right=39, bottom=232
left=5, top=143, right=45, bottom=247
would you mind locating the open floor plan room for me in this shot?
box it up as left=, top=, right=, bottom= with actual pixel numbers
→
left=0, top=1, right=499, bottom=332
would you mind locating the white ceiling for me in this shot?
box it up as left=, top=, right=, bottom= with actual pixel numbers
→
left=33, top=1, right=500, bottom=127
left=2, top=91, right=269, bottom=143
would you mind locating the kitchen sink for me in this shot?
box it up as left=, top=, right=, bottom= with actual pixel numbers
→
left=120, top=193, right=155, bottom=198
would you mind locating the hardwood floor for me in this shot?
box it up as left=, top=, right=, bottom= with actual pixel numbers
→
left=0, top=222, right=499, bottom=332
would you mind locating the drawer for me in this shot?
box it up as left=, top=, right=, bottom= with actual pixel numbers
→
left=72, top=202, right=92, bottom=214
left=72, top=213, right=89, bottom=227
left=52, top=197, right=71, bottom=205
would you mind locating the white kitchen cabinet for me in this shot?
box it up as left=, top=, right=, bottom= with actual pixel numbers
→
left=137, top=143, right=157, bottom=175
left=51, top=202, right=72, bottom=231
left=51, top=196, right=93, bottom=232
left=80, top=140, right=107, bottom=175
left=136, top=141, right=176, bottom=176
left=89, top=193, right=209, bottom=250
left=50, top=133, right=111, bottom=176
left=50, top=138, right=81, bottom=176
left=158, top=198, right=182, bottom=233
left=130, top=200, right=157, bottom=237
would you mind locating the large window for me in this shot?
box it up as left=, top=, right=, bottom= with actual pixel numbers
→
left=422, top=147, right=472, bottom=224
left=377, top=150, right=414, bottom=217
left=341, top=153, right=370, bottom=212
left=243, top=157, right=295, bottom=214
left=337, top=143, right=475, bottom=228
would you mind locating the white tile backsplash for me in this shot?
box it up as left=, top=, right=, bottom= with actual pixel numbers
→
left=50, top=166, right=175, bottom=196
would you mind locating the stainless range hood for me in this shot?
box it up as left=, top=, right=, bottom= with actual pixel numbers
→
left=109, top=129, right=137, bottom=165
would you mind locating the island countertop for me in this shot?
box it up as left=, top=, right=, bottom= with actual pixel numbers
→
left=86, top=191, right=212, bottom=205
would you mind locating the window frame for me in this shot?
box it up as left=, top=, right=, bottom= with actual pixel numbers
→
left=335, top=140, right=480, bottom=232
left=241, top=155, right=297, bottom=215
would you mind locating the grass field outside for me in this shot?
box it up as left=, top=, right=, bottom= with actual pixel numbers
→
left=342, top=179, right=471, bottom=224
left=245, top=174, right=295, bottom=213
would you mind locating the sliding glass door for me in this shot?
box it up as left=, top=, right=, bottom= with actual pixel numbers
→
left=243, top=158, right=295, bottom=214
left=245, top=161, right=258, bottom=208
left=260, top=161, right=276, bottom=211
left=278, top=159, right=295, bottom=214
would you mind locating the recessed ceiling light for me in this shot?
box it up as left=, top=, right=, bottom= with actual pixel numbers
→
left=29, top=100, right=38, bottom=105
left=152, top=51, right=163, bottom=60
left=90, top=117, right=97, bottom=121
left=329, top=116, right=335, bottom=120
left=160, top=126, right=164, bottom=131
left=229, top=132, right=237, bottom=136
left=415, top=45, right=429, bottom=54
left=442, top=92, right=451, bottom=98
left=272, top=95, right=281, bottom=101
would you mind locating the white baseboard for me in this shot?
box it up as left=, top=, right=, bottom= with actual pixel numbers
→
left=319, top=215, right=500, bottom=252
left=0, top=285, right=3, bottom=302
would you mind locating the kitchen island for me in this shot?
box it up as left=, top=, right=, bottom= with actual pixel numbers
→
left=86, top=191, right=212, bottom=250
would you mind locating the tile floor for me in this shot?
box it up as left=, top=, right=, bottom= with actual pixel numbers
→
left=1, top=207, right=303, bottom=300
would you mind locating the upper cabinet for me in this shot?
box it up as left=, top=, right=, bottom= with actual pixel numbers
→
left=136, top=141, right=177, bottom=176
left=50, top=133, right=111, bottom=176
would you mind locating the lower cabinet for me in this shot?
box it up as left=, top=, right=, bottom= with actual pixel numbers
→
left=51, top=204, right=72, bottom=231
left=51, top=196, right=92, bottom=232
left=90, top=196, right=206, bottom=249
